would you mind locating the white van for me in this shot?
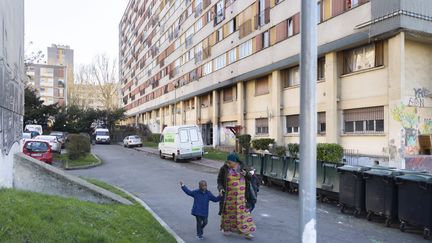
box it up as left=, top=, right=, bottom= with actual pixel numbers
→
left=94, top=128, right=110, bottom=144
left=24, top=124, right=43, bottom=136
left=158, top=125, right=204, bottom=162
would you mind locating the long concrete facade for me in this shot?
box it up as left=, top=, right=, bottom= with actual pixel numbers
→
left=120, top=0, right=432, bottom=167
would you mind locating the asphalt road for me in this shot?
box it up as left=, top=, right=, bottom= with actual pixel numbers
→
left=69, top=145, right=423, bottom=243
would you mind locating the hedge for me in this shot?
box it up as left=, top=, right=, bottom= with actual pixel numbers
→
left=288, top=143, right=300, bottom=158
left=237, top=134, right=251, bottom=153
left=317, top=143, right=343, bottom=163
left=274, top=145, right=287, bottom=157
left=147, top=133, right=161, bottom=143
left=66, top=134, right=91, bottom=160
left=251, top=138, right=275, bottom=151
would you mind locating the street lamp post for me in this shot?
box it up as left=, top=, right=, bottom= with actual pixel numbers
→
left=299, top=0, right=318, bottom=242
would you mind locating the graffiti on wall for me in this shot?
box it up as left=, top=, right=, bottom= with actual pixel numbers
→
left=0, top=16, right=25, bottom=156
left=392, top=87, right=432, bottom=155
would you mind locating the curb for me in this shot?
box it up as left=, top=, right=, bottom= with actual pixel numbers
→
left=112, top=185, right=185, bottom=243
left=133, top=147, right=223, bottom=170
left=64, top=153, right=103, bottom=170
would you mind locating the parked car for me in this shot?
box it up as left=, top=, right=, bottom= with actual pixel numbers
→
left=94, top=128, right=110, bottom=144
left=123, top=135, right=143, bottom=148
left=23, top=140, right=53, bottom=164
left=50, top=131, right=67, bottom=148
left=158, top=125, right=203, bottom=162
left=34, top=135, right=62, bottom=153
left=24, top=124, right=43, bottom=135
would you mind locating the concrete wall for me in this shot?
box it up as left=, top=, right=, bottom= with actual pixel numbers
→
left=0, top=0, right=25, bottom=188
left=13, top=153, right=132, bottom=205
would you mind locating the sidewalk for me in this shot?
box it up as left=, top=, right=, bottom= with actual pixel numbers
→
left=134, top=146, right=224, bottom=170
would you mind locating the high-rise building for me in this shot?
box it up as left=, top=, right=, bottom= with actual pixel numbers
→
left=119, top=0, right=432, bottom=168
left=27, top=64, right=67, bottom=106
left=47, top=44, right=74, bottom=104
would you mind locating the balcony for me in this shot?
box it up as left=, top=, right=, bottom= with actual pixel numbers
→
left=185, top=36, right=194, bottom=48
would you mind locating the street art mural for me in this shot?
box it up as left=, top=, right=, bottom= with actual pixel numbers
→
left=0, top=16, right=25, bottom=156
left=392, top=87, right=432, bottom=155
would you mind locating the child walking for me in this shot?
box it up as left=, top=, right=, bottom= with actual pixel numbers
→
left=180, top=180, right=221, bottom=240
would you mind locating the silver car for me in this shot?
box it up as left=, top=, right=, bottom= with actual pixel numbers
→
left=123, top=135, right=143, bottom=148
left=50, top=131, right=66, bottom=148
left=34, top=135, right=62, bottom=153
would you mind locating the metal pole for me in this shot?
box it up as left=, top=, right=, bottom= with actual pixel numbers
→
left=299, top=0, right=317, bottom=242
left=174, top=86, right=176, bottom=126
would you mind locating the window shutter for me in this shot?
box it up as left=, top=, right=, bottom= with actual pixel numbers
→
left=255, top=35, right=263, bottom=52
left=269, top=26, right=277, bottom=45
left=375, top=41, right=384, bottom=67
left=255, top=76, right=269, bottom=95
left=332, top=0, right=345, bottom=17
left=265, top=0, right=271, bottom=24
left=318, top=112, right=326, bottom=123
left=275, top=20, right=288, bottom=43
left=287, top=115, right=300, bottom=127
left=293, top=13, right=300, bottom=34
left=344, top=106, right=384, bottom=121
left=210, top=31, right=217, bottom=46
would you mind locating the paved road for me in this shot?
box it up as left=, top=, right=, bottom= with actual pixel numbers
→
left=70, top=145, right=422, bottom=243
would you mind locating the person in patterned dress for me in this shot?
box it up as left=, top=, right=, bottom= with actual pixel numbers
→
left=217, top=153, right=256, bottom=239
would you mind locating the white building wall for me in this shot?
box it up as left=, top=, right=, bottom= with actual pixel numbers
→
left=0, top=0, right=25, bottom=188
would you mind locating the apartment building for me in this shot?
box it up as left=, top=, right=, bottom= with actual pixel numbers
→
left=27, top=64, right=67, bottom=106
left=119, top=0, right=432, bottom=168
left=47, top=44, right=74, bottom=104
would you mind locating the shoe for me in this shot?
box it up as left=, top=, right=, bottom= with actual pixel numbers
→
left=196, top=235, right=204, bottom=240
left=245, top=234, right=255, bottom=240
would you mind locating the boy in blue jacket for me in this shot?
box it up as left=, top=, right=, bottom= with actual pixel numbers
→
left=180, top=180, right=221, bottom=240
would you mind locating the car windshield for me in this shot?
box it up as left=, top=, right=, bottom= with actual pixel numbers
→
left=26, top=141, right=49, bottom=152
left=22, top=133, right=32, bottom=139
left=96, top=131, right=109, bottom=136
left=133, top=136, right=140, bottom=139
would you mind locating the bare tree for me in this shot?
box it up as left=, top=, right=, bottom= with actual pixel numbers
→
left=71, top=54, right=120, bottom=110
left=91, top=54, right=119, bottom=110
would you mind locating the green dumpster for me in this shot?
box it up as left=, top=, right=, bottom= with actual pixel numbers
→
left=245, top=153, right=264, bottom=176
left=263, top=154, right=287, bottom=187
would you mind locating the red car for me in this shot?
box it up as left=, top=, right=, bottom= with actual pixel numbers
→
left=23, top=140, right=53, bottom=164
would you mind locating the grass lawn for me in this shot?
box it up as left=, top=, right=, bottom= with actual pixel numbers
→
left=55, top=153, right=100, bottom=168
left=0, top=189, right=176, bottom=243
left=203, top=148, right=245, bottom=162
left=143, top=141, right=158, bottom=148
left=83, top=177, right=136, bottom=204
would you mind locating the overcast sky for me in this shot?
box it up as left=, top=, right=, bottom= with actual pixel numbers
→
left=25, top=0, right=129, bottom=67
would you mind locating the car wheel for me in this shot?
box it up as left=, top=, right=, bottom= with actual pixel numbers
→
left=197, top=157, right=202, bottom=160
left=173, top=154, right=178, bottom=162
left=159, top=151, right=165, bottom=159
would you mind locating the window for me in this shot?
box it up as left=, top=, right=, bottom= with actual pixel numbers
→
left=318, top=112, right=326, bottom=134
left=228, top=19, right=236, bottom=34
left=282, top=66, right=300, bottom=88
left=263, top=31, right=270, bottom=49
left=287, top=18, right=293, bottom=37
left=317, top=1, right=322, bottom=24
left=195, top=19, right=203, bottom=31
left=228, top=48, right=237, bottom=64
left=217, top=28, right=223, bottom=42
left=343, top=106, right=384, bottom=134
left=256, top=118, right=269, bottom=135
left=214, top=54, right=226, bottom=70
left=258, top=0, right=266, bottom=26
left=179, top=129, right=189, bottom=143
left=188, top=5, right=193, bottom=16
left=239, top=39, right=252, bottom=59
left=223, top=87, right=233, bottom=102
left=286, top=115, right=299, bottom=134
left=206, top=11, right=212, bottom=23
left=203, top=61, right=213, bottom=75
left=318, top=57, right=325, bottom=80
left=215, top=0, right=225, bottom=24
left=255, top=77, right=269, bottom=95
left=190, top=129, right=199, bottom=142
left=343, top=42, right=383, bottom=74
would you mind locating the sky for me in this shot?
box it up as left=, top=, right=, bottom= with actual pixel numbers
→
left=25, top=0, right=129, bottom=67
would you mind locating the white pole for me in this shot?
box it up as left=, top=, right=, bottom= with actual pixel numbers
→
left=299, top=0, right=317, bottom=242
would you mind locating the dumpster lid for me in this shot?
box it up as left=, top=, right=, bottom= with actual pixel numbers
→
left=396, top=173, right=432, bottom=183
left=364, top=168, right=402, bottom=177
left=337, top=165, right=370, bottom=172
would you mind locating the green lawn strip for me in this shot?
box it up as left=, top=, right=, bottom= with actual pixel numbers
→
left=203, top=148, right=245, bottom=162
left=82, top=177, right=136, bottom=204
left=55, top=153, right=100, bottom=168
left=143, top=141, right=158, bottom=148
left=0, top=189, right=176, bottom=243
